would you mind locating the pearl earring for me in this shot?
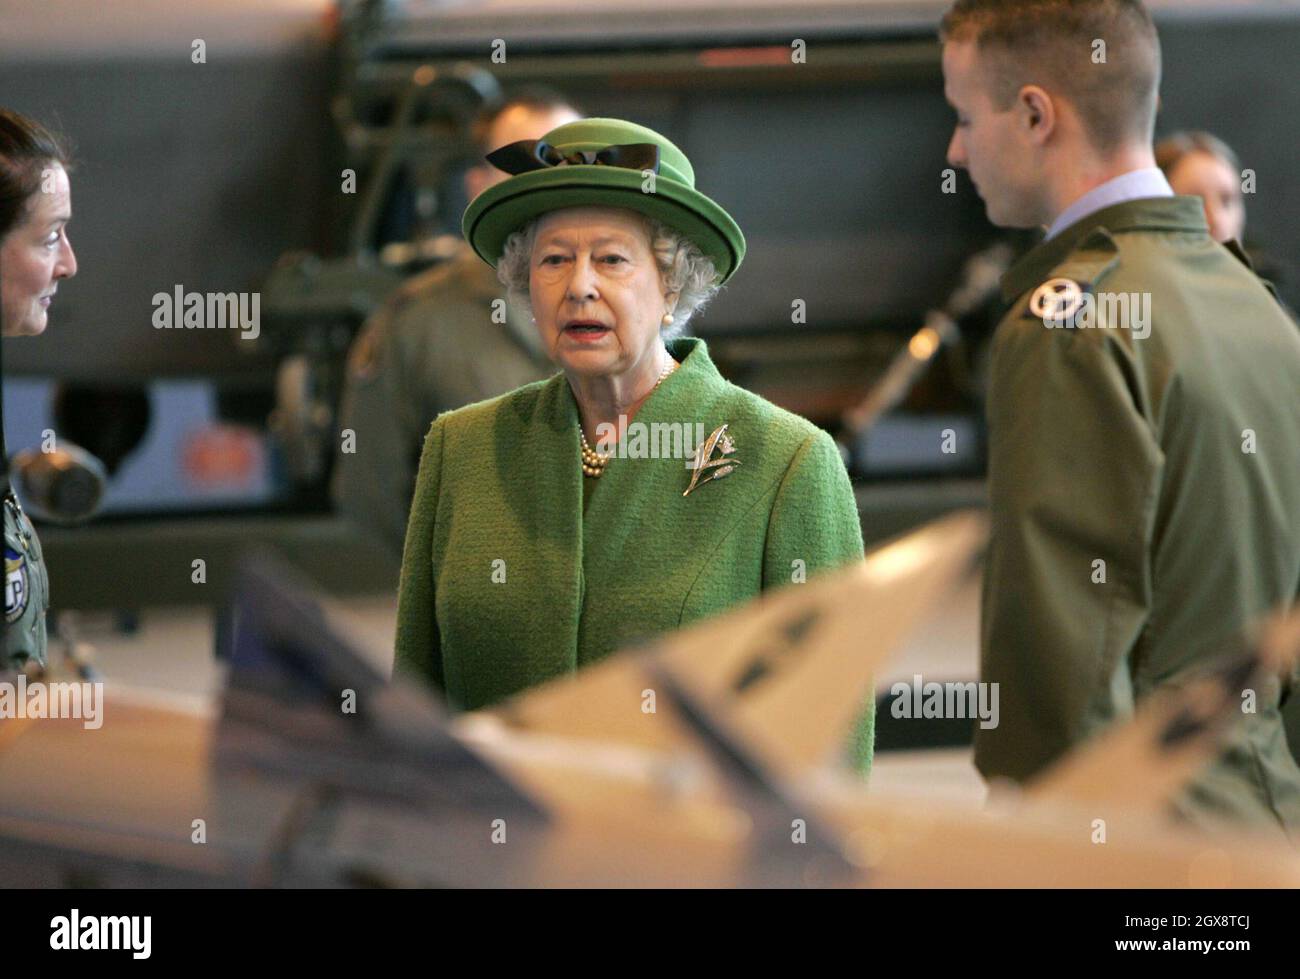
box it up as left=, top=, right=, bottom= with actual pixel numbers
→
left=662, top=312, right=675, bottom=325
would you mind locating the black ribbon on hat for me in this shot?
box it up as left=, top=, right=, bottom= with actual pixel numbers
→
left=486, top=139, right=661, bottom=176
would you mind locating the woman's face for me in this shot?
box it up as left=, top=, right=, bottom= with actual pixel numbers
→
left=1, top=162, right=77, bottom=337
left=1168, top=150, right=1245, bottom=245
left=529, top=206, right=671, bottom=379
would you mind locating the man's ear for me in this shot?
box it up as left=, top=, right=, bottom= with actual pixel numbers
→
left=1018, top=85, right=1056, bottom=145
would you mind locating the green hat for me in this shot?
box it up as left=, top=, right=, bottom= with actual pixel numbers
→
left=462, top=117, right=745, bottom=283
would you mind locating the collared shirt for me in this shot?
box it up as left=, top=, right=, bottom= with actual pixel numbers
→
left=1044, top=167, right=1174, bottom=240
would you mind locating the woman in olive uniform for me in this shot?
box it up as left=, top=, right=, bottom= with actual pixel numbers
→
left=2, top=109, right=79, bottom=670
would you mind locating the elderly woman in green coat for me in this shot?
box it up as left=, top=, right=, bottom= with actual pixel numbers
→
left=395, top=118, right=873, bottom=771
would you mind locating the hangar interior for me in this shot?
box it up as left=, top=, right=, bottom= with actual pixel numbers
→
left=2, top=0, right=1298, bottom=863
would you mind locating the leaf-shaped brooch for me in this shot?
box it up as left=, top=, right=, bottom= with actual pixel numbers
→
left=684, top=423, right=741, bottom=497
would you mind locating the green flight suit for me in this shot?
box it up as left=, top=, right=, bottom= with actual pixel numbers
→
left=332, top=244, right=557, bottom=556
left=976, top=196, right=1300, bottom=840
left=4, top=488, right=49, bottom=670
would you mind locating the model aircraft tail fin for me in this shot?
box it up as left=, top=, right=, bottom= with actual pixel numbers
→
left=215, top=550, right=545, bottom=817
left=1027, top=603, right=1300, bottom=820
left=496, top=510, right=986, bottom=778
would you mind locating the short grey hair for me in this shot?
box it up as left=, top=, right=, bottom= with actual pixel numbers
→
left=496, top=212, right=721, bottom=338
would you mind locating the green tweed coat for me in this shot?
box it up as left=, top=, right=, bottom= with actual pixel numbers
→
left=395, top=336, right=873, bottom=771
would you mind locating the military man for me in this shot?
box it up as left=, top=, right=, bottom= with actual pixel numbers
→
left=941, top=0, right=1300, bottom=838
left=332, top=91, right=581, bottom=556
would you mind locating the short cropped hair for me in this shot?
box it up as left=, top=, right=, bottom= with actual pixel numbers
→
left=497, top=215, right=720, bottom=339
left=1155, top=130, right=1240, bottom=179
left=940, top=0, right=1161, bottom=153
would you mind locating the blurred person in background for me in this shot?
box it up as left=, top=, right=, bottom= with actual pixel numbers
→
left=1156, top=129, right=1294, bottom=314
left=1155, top=130, right=1244, bottom=244
left=333, top=89, right=581, bottom=556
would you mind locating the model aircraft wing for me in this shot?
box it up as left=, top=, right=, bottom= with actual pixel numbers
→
left=216, top=550, right=546, bottom=818
left=491, top=510, right=986, bottom=778
left=1025, top=604, right=1300, bottom=821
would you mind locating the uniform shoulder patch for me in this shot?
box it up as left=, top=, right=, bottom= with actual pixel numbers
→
left=1020, top=226, right=1122, bottom=322
left=5, top=542, right=30, bottom=624
left=1027, top=277, right=1088, bottom=324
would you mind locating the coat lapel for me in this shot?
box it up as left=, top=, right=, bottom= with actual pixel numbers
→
left=448, top=373, right=584, bottom=703
left=575, top=339, right=771, bottom=660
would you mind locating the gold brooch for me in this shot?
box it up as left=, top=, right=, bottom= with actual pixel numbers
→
left=684, top=423, right=740, bottom=497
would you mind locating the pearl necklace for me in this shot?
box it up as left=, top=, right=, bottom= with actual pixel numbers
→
left=580, top=360, right=678, bottom=477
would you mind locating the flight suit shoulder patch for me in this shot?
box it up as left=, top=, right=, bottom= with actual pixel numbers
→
left=5, top=541, right=30, bottom=624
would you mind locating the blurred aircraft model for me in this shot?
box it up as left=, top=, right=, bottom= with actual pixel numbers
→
left=1, top=509, right=1297, bottom=887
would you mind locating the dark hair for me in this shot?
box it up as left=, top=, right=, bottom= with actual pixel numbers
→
left=471, top=86, right=582, bottom=157
left=1155, top=130, right=1240, bottom=179
left=0, top=108, right=73, bottom=240
left=940, top=0, right=1161, bottom=153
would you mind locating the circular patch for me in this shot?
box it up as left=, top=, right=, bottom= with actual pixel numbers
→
left=5, top=543, right=29, bottom=625
left=1029, top=277, right=1085, bottom=323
